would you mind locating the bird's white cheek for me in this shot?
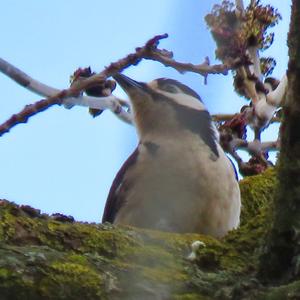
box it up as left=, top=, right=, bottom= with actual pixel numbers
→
left=158, top=91, right=206, bottom=111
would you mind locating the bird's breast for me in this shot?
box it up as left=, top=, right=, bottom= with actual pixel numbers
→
left=114, top=135, right=240, bottom=237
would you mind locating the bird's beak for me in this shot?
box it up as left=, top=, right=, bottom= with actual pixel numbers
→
left=113, top=73, right=146, bottom=95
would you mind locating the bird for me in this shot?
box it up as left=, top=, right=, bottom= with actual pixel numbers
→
left=102, top=73, right=241, bottom=238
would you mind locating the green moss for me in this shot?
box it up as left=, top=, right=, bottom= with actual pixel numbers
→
left=0, top=211, right=17, bottom=241
left=40, top=262, right=103, bottom=299
left=259, top=280, right=300, bottom=299
left=0, top=268, right=10, bottom=279
left=0, top=169, right=294, bottom=299
left=239, top=168, right=277, bottom=226
left=68, top=253, right=89, bottom=265
left=141, top=266, right=187, bottom=283
left=174, top=293, right=212, bottom=300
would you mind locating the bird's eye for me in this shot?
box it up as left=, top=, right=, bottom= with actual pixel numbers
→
left=163, top=84, right=178, bottom=93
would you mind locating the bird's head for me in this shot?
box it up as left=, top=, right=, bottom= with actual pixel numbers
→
left=113, top=74, right=217, bottom=150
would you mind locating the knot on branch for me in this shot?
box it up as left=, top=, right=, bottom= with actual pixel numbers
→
left=239, top=155, right=270, bottom=177
left=144, top=33, right=169, bottom=49
left=71, top=67, right=117, bottom=117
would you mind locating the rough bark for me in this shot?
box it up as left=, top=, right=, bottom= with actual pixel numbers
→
left=259, top=0, right=300, bottom=281
left=2, top=169, right=297, bottom=300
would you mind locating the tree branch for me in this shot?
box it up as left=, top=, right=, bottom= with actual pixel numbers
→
left=0, top=97, right=62, bottom=136
left=0, top=58, right=59, bottom=97
left=235, top=0, right=245, bottom=11
left=212, top=114, right=281, bottom=124
left=0, top=34, right=237, bottom=137
left=247, top=46, right=262, bottom=80
left=266, top=74, right=288, bottom=106
left=0, top=58, right=132, bottom=124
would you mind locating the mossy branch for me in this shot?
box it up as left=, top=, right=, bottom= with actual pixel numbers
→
left=0, top=170, right=283, bottom=299
left=259, top=0, right=300, bottom=281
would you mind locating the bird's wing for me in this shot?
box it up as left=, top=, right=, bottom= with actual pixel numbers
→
left=102, top=147, right=139, bottom=223
left=227, top=156, right=239, bottom=180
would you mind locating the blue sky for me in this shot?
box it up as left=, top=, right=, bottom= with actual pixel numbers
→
left=0, top=1, right=291, bottom=222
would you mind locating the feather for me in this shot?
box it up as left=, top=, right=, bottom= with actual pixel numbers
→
left=102, top=147, right=139, bottom=223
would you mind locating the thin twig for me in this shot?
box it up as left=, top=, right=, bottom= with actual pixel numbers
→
left=212, top=114, right=281, bottom=123
left=0, top=58, right=132, bottom=124
left=0, top=58, right=59, bottom=97
left=0, top=95, right=64, bottom=136
left=0, top=34, right=236, bottom=137
left=235, top=0, right=245, bottom=11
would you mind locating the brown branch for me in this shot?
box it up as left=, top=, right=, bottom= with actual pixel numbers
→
left=239, top=140, right=279, bottom=155
left=0, top=34, right=236, bottom=137
left=0, top=94, right=65, bottom=136
left=144, top=53, right=230, bottom=76
left=225, top=136, right=279, bottom=175
left=67, top=33, right=233, bottom=95
left=217, top=110, right=280, bottom=176
left=235, top=0, right=245, bottom=11
left=212, top=114, right=237, bottom=122
left=212, top=114, right=281, bottom=123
